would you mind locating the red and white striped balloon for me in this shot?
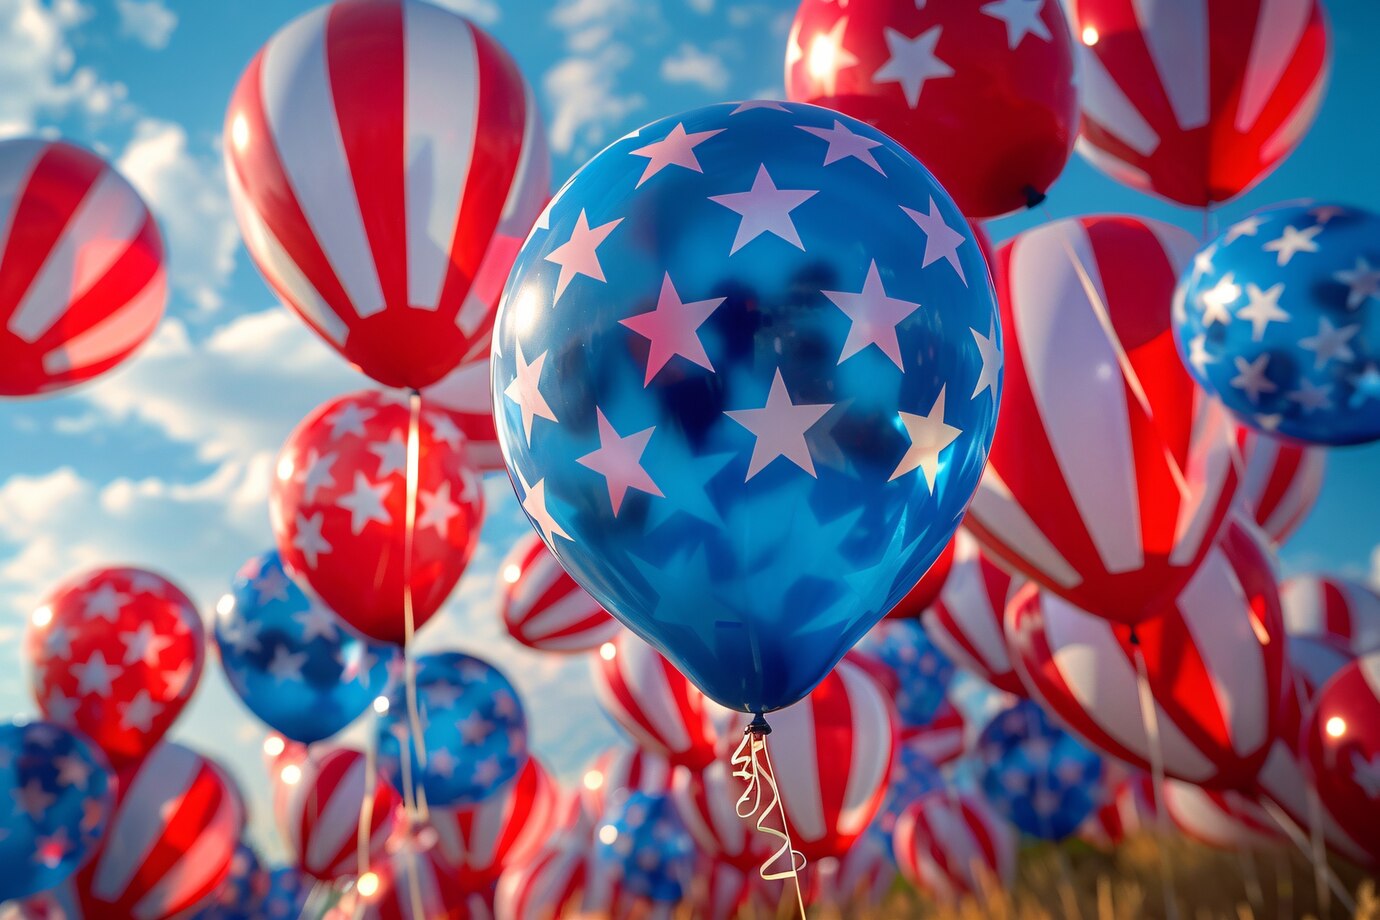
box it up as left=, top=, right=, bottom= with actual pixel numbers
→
left=1236, top=427, right=1325, bottom=546
left=224, top=0, right=549, bottom=389
left=1078, top=771, right=1153, bottom=849
left=901, top=699, right=968, bottom=767
left=273, top=747, right=401, bottom=881
left=429, top=756, right=558, bottom=889
left=578, top=747, right=675, bottom=830
left=893, top=792, right=1016, bottom=904
left=1007, top=520, right=1286, bottom=791
left=1069, top=0, right=1329, bottom=207
left=1282, top=574, right=1380, bottom=660
left=592, top=633, right=718, bottom=770
left=1302, top=654, right=1380, bottom=867
left=921, top=530, right=1026, bottom=695
left=425, top=358, right=504, bottom=472
left=965, top=215, right=1239, bottom=626
left=499, top=533, right=620, bottom=654
left=673, top=757, right=769, bottom=873
left=809, top=833, right=896, bottom=912
left=0, top=138, right=166, bottom=397
left=1161, top=780, right=1280, bottom=850
left=339, top=846, right=494, bottom=920
left=495, top=842, right=590, bottom=920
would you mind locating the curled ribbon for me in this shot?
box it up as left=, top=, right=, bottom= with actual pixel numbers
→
left=730, top=729, right=806, bottom=883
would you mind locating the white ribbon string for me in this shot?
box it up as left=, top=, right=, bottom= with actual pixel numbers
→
left=731, top=727, right=807, bottom=918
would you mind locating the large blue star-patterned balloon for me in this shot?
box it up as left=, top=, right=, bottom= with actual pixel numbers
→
left=375, top=652, right=528, bottom=807
left=976, top=699, right=1102, bottom=840
left=214, top=551, right=399, bottom=744
left=492, top=101, right=1002, bottom=714
left=1173, top=202, right=1380, bottom=445
left=595, top=791, right=696, bottom=904
left=0, top=720, right=113, bottom=902
left=854, top=619, right=955, bottom=728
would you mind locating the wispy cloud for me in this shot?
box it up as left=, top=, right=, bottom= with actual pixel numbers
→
left=661, top=41, right=729, bottom=93
left=114, top=0, right=177, bottom=50
left=543, top=0, right=646, bottom=158
left=0, top=0, right=128, bottom=135
left=428, top=0, right=500, bottom=26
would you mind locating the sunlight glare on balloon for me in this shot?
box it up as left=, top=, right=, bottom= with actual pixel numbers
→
left=1326, top=716, right=1347, bottom=738
left=30, top=606, right=51, bottom=628
left=356, top=871, right=380, bottom=898
left=264, top=735, right=285, bottom=757
left=1082, top=25, right=1100, bottom=46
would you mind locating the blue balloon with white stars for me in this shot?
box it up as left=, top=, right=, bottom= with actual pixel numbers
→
left=0, top=720, right=113, bottom=902
left=215, top=551, right=399, bottom=744
left=492, top=101, right=1001, bottom=714
left=375, top=651, right=528, bottom=807
left=595, top=791, right=695, bottom=904
left=854, top=619, right=955, bottom=728
left=259, top=866, right=310, bottom=920
left=1173, top=202, right=1380, bottom=446
left=976, top=699, right=1102, bottom=841
left=871, top=743, right=944, bottom=844
left=187, top=839, right=270, bottom=920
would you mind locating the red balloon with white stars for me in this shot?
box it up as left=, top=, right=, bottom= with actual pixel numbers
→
left=1303, top=653, right=1380, bottom=866
left=785, top=0, right=1078, bottom=218
left=27, top=567, right=204, bottom=768
left=270, top=390, right=484, bottom=645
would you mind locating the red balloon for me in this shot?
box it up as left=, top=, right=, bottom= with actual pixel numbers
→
left=592, top=633, right=719, bottom=770
left=1161, top=779, right=1280, bottom=851
left=224, top=0, right=550, bottom=389
left=1303, top=654, right=1380, bottom=866
left=785, top=0, right=1078, bottom=218
left=965, top=215, right=1239, bottom=626
left=0, top=138, right=166, bottom=397
left=901, top=701, right=968, bottom=767
left=892, top=791, right=1015, bottom=904
left=272, top=747, right=401, bottom=881
left=921, top=529, right=1026, bottom=695
left=499, top=532, right=620, bottom=654
left=1236, top=426, right=1325, bottom=547
left=883, top=533, right=954, bottom=619
left=1069, top=0, right=1329, bottom=207
left=428, top=756, right=558, bottom=890
left=28, top=567, right=202, bottom=767
left=270, top=390, right=484, bottom=644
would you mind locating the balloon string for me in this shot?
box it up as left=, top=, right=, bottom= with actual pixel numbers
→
left=352, top=709, right=379, bottom=920
left=402, top=388, right=429, bottom=822
left=731, top=723, right=807, bottom=919
left=1291, top=669, right=1334, bottom=915
left=1260, top=796, right=1355, bottom=915
left=1130, top=638, right=1179, bottom=920
left=400, top=845, right=427, bottom=920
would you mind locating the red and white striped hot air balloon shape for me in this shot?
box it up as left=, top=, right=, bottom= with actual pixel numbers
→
left=273, top=746, right=401, bottom=881
left=1281, top=573, right=1380, bottom=696
left=965, top=214, right=1239, bottom=627
left=808, top=833, right=896, bottom=913
left=1069, top=0, right=1329, bottom=207
left=425, top=358, right=505, bottom=472
left=921, top=529, right=1026, bottom=696
left=494, top=841, right=590, bottom=920
left=592, top=633, right=718, bottom=770
left=1161, top=780, right=1281, bottom=850
left=892, top=791, right=1016, bottom=904
left=1236, top=426, right=1326, bottom=547
left=673, top=755, right=770, bottom=874
left=428, top=756, right=558, bottom=891
left=0, top=138, right=166, bottom=397
left=902, top=699, right=968, bottom=767
left=1007, top=520, right=1286, bottom=791
left=1077, top=770, right=1153, bottom=849
left=579, top=746, right=675, bottom=825
left=224, top=0, right=550, bottom=389
left=499, top=532, right=620, bottom=654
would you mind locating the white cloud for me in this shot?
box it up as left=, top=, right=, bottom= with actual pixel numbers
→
left=114, top=0, right=176, bottom=50
left=687, top=0, right=713, bottom=12
left=117, top=119, right=238, bottom=312
left=0, top=0, right=128, bottom=135
left=543, top=0, right=645, bottom=157
left=428, top=0, right=500, bottom=25
left=661, top=42, right=729, bottom=93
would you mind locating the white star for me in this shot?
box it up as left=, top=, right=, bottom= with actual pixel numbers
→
left=119, top=621, right=174, bottom=668
left=292, top=512, right=333, bottom=568
left=545, top=209, right=623, bottom=304
left=971, top=319, right=1001, bottom=400
left=725, top=369, right=834, bottom=480
left=517, top=470, right=571, bottom=543
left=299, top=450, right=338, bottom=504
left=1190, top=242, right=1217, bottom=285
left=119, top=690, right=162, bottom=733
left=822, top=259, right=923, bottom=368
left=43, top=624, right=72, bottom=660
left=729, top=100, right=790, bottom=114
left=128, top=571, right=166, bottom=595
left=1263, top=224, right=1322, bottom=266
left=1236, top=282, right=1290, bottom=341
left=889, top=386, right=962, bottom=489
left=1187, top=334, right=1216, bottom=377
left=253, top=566, right=292, bottom=605
left=1351, top=752, right=1380, bottom=798
left=427, top=412, right=463, bottom=451
left=1287, top=378, right=1333, bottom=414
left=54, top=754, right=91, bottom=790
left=708, top=164, right=818, bottom=255
left=471, top=757, right=503, bottom=788
left=628, top=122, right=724, bottom=187
left=326, top=402, right=374, bottom=440
left=805, top=16, right=859, bottom=96
left=1299, top=316, right=1360, bottom=370
left=336, top=472, right=393, bottom=536
left=1198, top=272, right=1240, bottom=327
left=71, top=650, right=116, bottom=697
left=164, top=660, right=194, bottom=699
left=418, top=481, right=463, bottom=539
left=1333, top=257, right=1380, bottom=309
left=458, top=710, right=494, bottom=745
left=82, top=583, right=128, bottom=622
left=981, top=0, right=1051, bottom=49
left=1230, top=354, right=1277, bottom=403
left=11, top=779, right=55, bottom=822
left=223, top=618, right=263, bottom=656
left=797, top=120, right=884, bottom=174
left=504, top=341, right=559, bottom=445
left=578, top=409, right=663, bottom=516
left=293, top=604, right=339, bottom=642
left=872, top=26, right=953, bottom=108
left=620, top=274, right=725, bottom=385
left=369, top=431, right=408, bottom=479
left=425, top=680, right=464, bottom=710
left=44, top=689, right=78, bottom=724
left=901, top=197, right=967, bottom=284
left=267, top=646, right=308, bottom=683
left=429, top=748, right=457, bottom=779
left=1224, top=215, right=1265, bottom=245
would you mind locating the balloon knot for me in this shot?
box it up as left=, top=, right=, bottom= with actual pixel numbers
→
left=746, top=713, right=772, bottom=736
left=1023, top=185, right=1047, bottom=209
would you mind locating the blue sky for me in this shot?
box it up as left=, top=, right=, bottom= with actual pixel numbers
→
left=0, top=0, right=1377, bottom=857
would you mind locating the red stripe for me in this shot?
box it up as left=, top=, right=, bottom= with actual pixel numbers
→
left=1321, top=580, right=1353, bottom=642
left=133, top=764, right=233, bottom=915
left=1251, top=440, right=1299, bottom=530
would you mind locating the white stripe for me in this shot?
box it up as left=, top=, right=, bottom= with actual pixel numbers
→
left=1132, top=0, right=1209, bottom=130
left=468, top=784, right=509, bottom=868
left=0, top=139, right=49, bottom=270
left=428, top=358, right=492, bottom=413
left=627, top=644, right=692, bottom=751
left=225, top=155, right=347, bottom=345
left=1078, top=49, right=1161, bottom=156
left=1012, top=222, right=1144, bottom=575
left=133, top=774, right=242, bottom=920
left=931, top=535, right=1010, bottom=676
left=260, top=5, right=386, bottom=319
left=1236, top=0, right=1313, bottom=132
left=1258, top=70, right=1326, bottom=163
left=925, top=799, right=981, bottom=896
left=969, top=467, right=1081, bottom=588
left=1280, top=576, right=1324, bottom=637
left=525, top=588, right=600, bottom=642
left=511, top=550, right=567, bottom=616
left=769, top=690, right=826, bottom=843
left=1361, top=653, right=1380, bottom=701
left=1263, top=448, right=1323, bottom=538
left=10, top=167, right=147, bottom=342
left=93, top=744, right=201, bottom=902
left=1288, top=636, right=1347, bottom=692
left=402, top=2, right=478, bottom=312
left=307, top=756, right=366, bottom=874
left=1170, top=399, right=1233, bottom=566
left=836, top=662, right=889, bottom=837
left=1256, top=740, right=1371, bottom=864
left=43, top=270, right=165, bottom=374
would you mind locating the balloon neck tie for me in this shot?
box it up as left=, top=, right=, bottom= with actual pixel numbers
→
left=1022, top=185, right=1047, bottom=209
left=731, top=718, right=807, bottom=919
left=401, top=388, right=429, bottom=822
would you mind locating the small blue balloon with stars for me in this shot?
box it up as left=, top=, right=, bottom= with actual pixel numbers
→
left=595, top=791, right=696, bottom=904
left=492, top=101, right=1001, bottom=715
left=976, top=699, right=1103, bottom=841
left=871, top=743, right=944, bottom=844
left=1173, top=202, right=1380, bottom=446
left=258, top=865, right=310, bottom=920
left=375, top=651, right=528, bottom=807
left=214, top=551, right=399, bottom=745
left=0, top=720, right=113, bottom=902
left=854, top=618, right=956, bottom=728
